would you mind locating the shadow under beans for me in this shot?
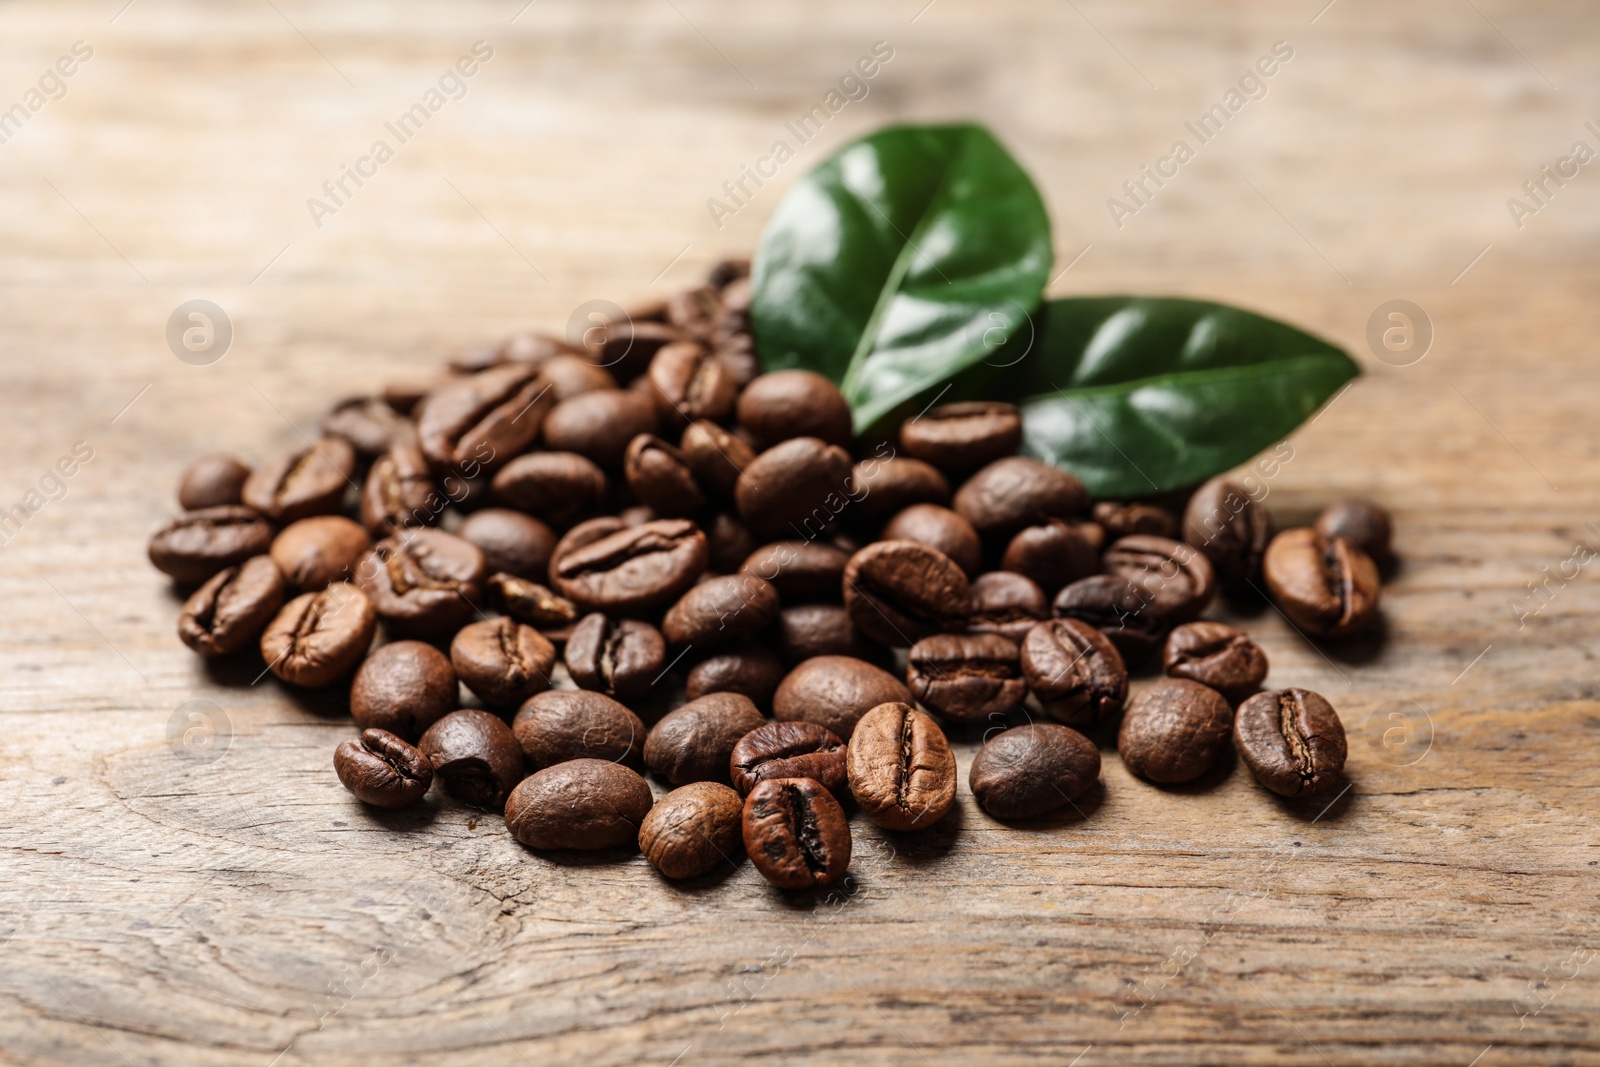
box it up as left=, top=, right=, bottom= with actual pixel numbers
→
left=980, top=779, right=1106, bottom=832
left=866, top=799, right=964, bottom=867
left=200, top=649, right=271, bottom=687
left=363, top=797, right=446, bottom=833
left=1309, top=616, right=1389, bottom=668
left=1267, top=776, right=1359, bottom=824
left=277, top=678, right=354, bottom=720
left=523, top=844, right=646, bottom=868
left=657, top=856, right=746, bottom=894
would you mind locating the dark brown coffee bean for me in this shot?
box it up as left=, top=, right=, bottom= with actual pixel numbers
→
left=842, top=540, right=971, bottom=647
left=1182, top=477, right=1274, bottom=590
left=736, top=370, right=853, bottom=448
left=1001, top=519, right=1103, bottom=595
left=680, top=419, right=755, bottom=499
left=644, top=692, right=765, bottom=786
left=967, top=571, right=1049, bottom=644
left=848, top=457, right=950, bottom=520
left=1103, top=535, right=1217, bottom=624
left=729, top=721, right=848, bottom=797
left=564, top=613, right=666, bottom=701
left=742, top=777, right=851, bottom=889
left=489, top=451, right=608, bottom=528
left=666, top=286, right=722, bottom=341
left=270, top=516, right=371, bottom=591
left=879, top=505, right=982, bottom=576
left=447, top=340, right=504, bottom=374
left=647, top=340, right=738, bottom=425
left=1020, top=619, right=1128, bottom=728
left=1117, top=678, right=1232, bottom=784
left=1093, top=501, right=1178, bottom=541
left=489, top=573, right=581, bottom=638
left=969, top=723, right=1100, bottom=820
left=623, top=434, right=707, bottom=517
left=847, top=702, right=956, bottom=830
left=455, top=508, right=556, bottom=581
left=538, top=353, right=617, bottom=399
left=662, top=574, right=780, bottom=648
left=1263, top=528, right=1381, bottom=637
left=546, top=516, right=626, bottom=572
left=639, top=781, right=744, bottom=879
left=512, top=689, right=645, bottom=771
left=549, top=518, right=709, bottom=614
left=735, top=437, right=854, bottom=539
left=773, top=603, right=873, bottom=664
left=349, top=639, right=457, bottom=739
left=260, top=582, right=376, bottom=688
left=381, top=377, right=442, bottom=416
left=177, top=454, right=250, bottom=510
left=583, top=319, right=682, bottom=382
left=1234, top=688, right=1347, bottom=797
left=1164, top=622, right=1268, bottom=703
left=361, top=441, right=439, bottom=537
left=451, top=617, right=555, bottom=707
left=705, top=511, right=757, bottom=574
left=899, top=402, right=1022, bottom=474
left=334, top=729, right=434, bottom=809
left=418, top=709, right=524, bottom=810
left=953, top=456, right=1089, bottom=537
left=541, top=389, right=660, bottom=468
left=241, top=436, right=357, bottom=523
left=1053, top=574, right=1169, bottom=664
left=356, top=529, right=487, bottom=638
left=686, top=641, right=786, bottom=710
left=773, top=655, right=910, bottom=738
left=498, top=330, right=583, bottom=367
left=739, top=541, right=850, bottom=602
left=177, top=556, right=286, bottom=656
left=907, top=633, right=1026, bottom=721
left=149, top=506, right=274, bottom=585
left=505, top=758, right=652, bottom=849
left=324, top=396, right=414, bottom=459
left=415, top=364, right=552, bottom=474
left=1315, top=499, right=1393, bottom=561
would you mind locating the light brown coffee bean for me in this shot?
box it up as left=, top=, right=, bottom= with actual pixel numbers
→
left=846, top=702, right=957, bottom=831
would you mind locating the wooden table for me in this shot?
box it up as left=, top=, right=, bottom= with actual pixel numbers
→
left=3, top=1, right=1597, bottom=1063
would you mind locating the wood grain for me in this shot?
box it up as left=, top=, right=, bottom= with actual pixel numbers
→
left=2, top=1, right=1599, bottom=1064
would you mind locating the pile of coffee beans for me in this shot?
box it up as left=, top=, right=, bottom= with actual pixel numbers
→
left=150, top=257, right=1395, bottom=890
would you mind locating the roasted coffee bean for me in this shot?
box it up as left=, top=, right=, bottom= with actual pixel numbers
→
left=498, top=330, right=582, bottom=367
left=1053, top=574, right=1169, bottom=664
left=1163, top=622, right=1268, bottom=703
left=680, top=419, right=755, bottom=499
left=447, top=340, right=503, bottom=374
left=953, top=456, right=1089, bottom=537
left=324, top=396, right=414, bottom=458
left=1020, top=618, right=1128, bottom=728
left=1001, top=519, right=1103, bottom=595
left=1093, top=501, right=1178, bottom=541
left=899, top=402, right=1022, bottom=475
left=418, top=709, right=524, bottom=810
left=451, top=617, right=555, bottom=707
left=729, top=721, right=848, bottom=798
left=736, top=370, right=853, bottom=448
left=773, top=603, right=874, bottom=664
left=879, top=505, right=982, bottom=577
left=906, top=633, right=1027, bottom=721
left=842, top=540, right=971, bottom=647
left=1315, top=499, right=1393, bottom=561
left=1103, top=535, right=1216, bottom=624
left=662, top=574, right=780, bottom=648
left=686, top=641, right=786, bottom=710
left=705, top=511, right=757, bottom=574
left=361, top=441, right=438, bottom=537
left=1117, top=678, right=1232, bottom=785
left=350, top=639, right=458, bottom=739
left=847, top=702, right=957, bottom=831
left=356, top=528, right=487, bottom=637
left=969, top=724, right=1100, bottom=820
left=177, top=556, right=286, bottom=656
left=773, top=654, right=911, bottom=738
left=647, top=341, right=738, bottom=424
left=848, top=457, right=950, bottom=520
left=967, top=571, right=1049, bottom=644
left=177, top=454, right=250, bottom=510
left=489, top=451, right=608, bottom=528
left=538, top=353, right=617, bottom=399
left=382, top=377, right=442, bottom=416
left=666, top=286, right=722, bottom=341
left=735, top=436, right=854, bottom=539
left=549, top=518, right=709, bottom=614
left=505, top=758, right=652, bottom=850
left=740, top=541, right=850, bottom=602
left=241, top=436, right=357, bottom=523
left=639, top=781, right=744, bottom=879
left=583, top=319, right=682, bottom=382
left=1182, top=477, right=1274, bottom=590
left=260, top=581, right=376, bottom=688
left=541, top=389, right=660, bottom=468
left=707, top=257, right=750, bottom=289
left=644, top=692, right=765, bottom=786
left=455, top=508, right=556, bottom=581
left=1262, top=528, right=1381, bottom=637
left=546, top=516, right=627, bottom=572
left=513, top=689, right=644, bottom=771
left=149, top=506, right=275, bottom=585
left=742, top=777, right=851, bottom=889
left=270, top=515, right=371, bottom=591
left=623, top=434, right=707, bottom=517
left=334, top=729, right=434, bottom=809
left=415, top=364, right=552, bottom=474
left=564, top=613, right=666, bottom=701
left=1234, top=688, right=1347, bottom=797
left=490, top=573, right=581, bottom=638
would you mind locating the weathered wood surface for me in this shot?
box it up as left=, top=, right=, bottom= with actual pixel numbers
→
left=2, top=1, right=1599, bottom=1063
